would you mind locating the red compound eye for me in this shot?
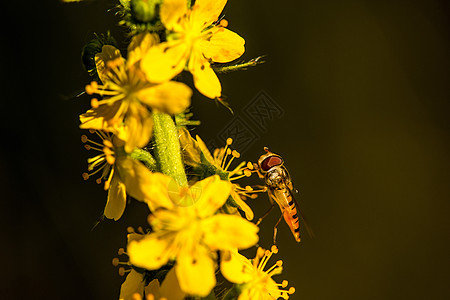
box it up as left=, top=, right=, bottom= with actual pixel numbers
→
left=260, top=155, right=283, bottom=171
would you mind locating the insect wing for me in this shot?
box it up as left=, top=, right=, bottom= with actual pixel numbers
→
left=286, top=185, right=314, bottom=238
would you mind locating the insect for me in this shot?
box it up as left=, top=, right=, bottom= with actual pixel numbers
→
left=254, top=147, right=311, bottom=243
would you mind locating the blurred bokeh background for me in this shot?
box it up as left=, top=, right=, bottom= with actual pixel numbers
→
left=1, top=0, right=449, bottom=299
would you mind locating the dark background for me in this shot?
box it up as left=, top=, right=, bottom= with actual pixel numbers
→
left=1, top=0, right=449, bottom=299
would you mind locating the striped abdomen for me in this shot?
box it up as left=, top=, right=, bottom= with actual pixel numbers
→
left=272, top=188, right=301, bottom=242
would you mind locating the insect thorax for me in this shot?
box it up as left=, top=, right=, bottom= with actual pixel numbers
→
left=264, top=166, right=288, bottom=189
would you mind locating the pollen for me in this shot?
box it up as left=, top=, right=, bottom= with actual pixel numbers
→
left=226, top=137, right=233, bottom=145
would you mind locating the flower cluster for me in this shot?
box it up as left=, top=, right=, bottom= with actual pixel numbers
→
left=70, top=0, right=298, bottom=299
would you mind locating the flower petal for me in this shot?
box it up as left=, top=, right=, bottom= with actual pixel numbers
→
left=199, top=28, right=245, bottom=63
left=138, top=81, right=192, bottom=115
left=122, top=103, right=153, bottom=153
left=127, top=32, right=159, bottom=69
left=128, top=235, right=171, bottom=270
left=179, top=127, right=202, bottom=166
left=194, top=134, right=215, bottom=164
left=220, top=250, right=253, bottom=284
left=202, top=214, right=259, bottom=250
left=116, top=157, right=174, bottom=210
left=192, top=176, right=231, bottom=217
left=230, top=189, right=254, bottom=221
left=143, top=279, right=161, bottom=299
left=119, top=269, right=145, bottom=300
left=104, top=173, right=127, bottom=221
left=191, top=0, right=227, bottom=31
left=160, top=0, right=188, bottom=31
left=158, top=267, right=186, bottom=300
left=79, top=102, right=122, bottom=131
left=141, top=40, right=188, bottom=83
left=189, top=49, right=221, bottom=99
left=176, top=248, right=216, bottom=296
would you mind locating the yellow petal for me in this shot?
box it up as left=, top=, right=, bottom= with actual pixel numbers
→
left=123, top=104, right=153, bottom=153
left=127, top=32, right=159, bottom=69
left=189, top=49, right=221, bottom=99
left=176, top=248, right=216, bottom=296
left=141, top=40, right=188, bottom=83
left=192, top=176, right=231, bottom=217
left=104, top=173, right=127, bottom=221
left=143, top=279, right=161, bottom=299
left=179, top=127, right=202, bottom=166
left=160, top=0, right=188, bottom=31
left=116, top=157, right=174, bottom=210
left=202, top=214, right=259, bottom=250
left=95, top=45, right=124, bottom=83
left=158, top=267, right=186, bottom=300
left=230, top=189, right=254, bottom=221
left=194, top=134, right=214, bottom=164
left=220, top=250, right=253, bottom=284
left=79, top=102, right=122, bottom=131
left=138, top=81, right=192, bottom=115
left=199, top=28, right=245, bottom=63
left=190, top=0, right=227, bottom=31
left=119, top=269, right=145, bottom=300
left=128, top=236, right=171, bottom=270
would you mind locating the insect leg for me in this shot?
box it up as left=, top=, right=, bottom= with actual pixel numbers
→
left=273, top=210, right=284, bottom=244
left=256, top=201, right=275, bottom=225
left=256, top=188, right=276, bottom=225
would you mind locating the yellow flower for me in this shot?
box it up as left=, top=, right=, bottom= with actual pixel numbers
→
left=80, top=32, right=192, bottom=153
left=118, top=233, right=186, bottom=300
left=127, top=175, right=259, bottom=297
left=221, top=246, right=296, bottom=300
left=179, top=127, right=263, bottom=220
left=141, top=0, right=245, bottom=99
left=81, top=130, right=173, bottom=220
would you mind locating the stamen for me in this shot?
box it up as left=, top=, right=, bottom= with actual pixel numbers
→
left=253, top=247, right=265, bottom=268
left=271, top=245, right=279, bottom=254
left=104, top=167, right=115, bottom=190
left=91, top=98, right=99, bottom=108
left=85, top=81, right=98, bottom=95
left=82, top=173, right=89, bottom=180
left=81, top=135, right=88, bottom=143
left=118, top=267, right=131, bottom=276
left=112, top=258, right=120, bottom=266
left=220, top=145, right=230, bottom=169
left=103, top=139, right=113, bottom=148
left=226, top=138, right=233, bottom=145
left=219, top=19, right=229, bottom=27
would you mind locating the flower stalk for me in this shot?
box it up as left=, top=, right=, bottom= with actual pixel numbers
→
left=152, top=112, right=188, bottom=187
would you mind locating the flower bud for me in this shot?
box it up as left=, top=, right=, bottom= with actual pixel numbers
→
left=131, top=0, right=159, bottom=23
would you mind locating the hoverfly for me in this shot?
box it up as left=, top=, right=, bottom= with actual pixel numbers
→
left=254, top=147, right=311, bottom=243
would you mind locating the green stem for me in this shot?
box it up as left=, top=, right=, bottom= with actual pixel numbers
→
left=130, top=148, right=158, bottom=171
left=152, top=112, right=188, bottom=187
